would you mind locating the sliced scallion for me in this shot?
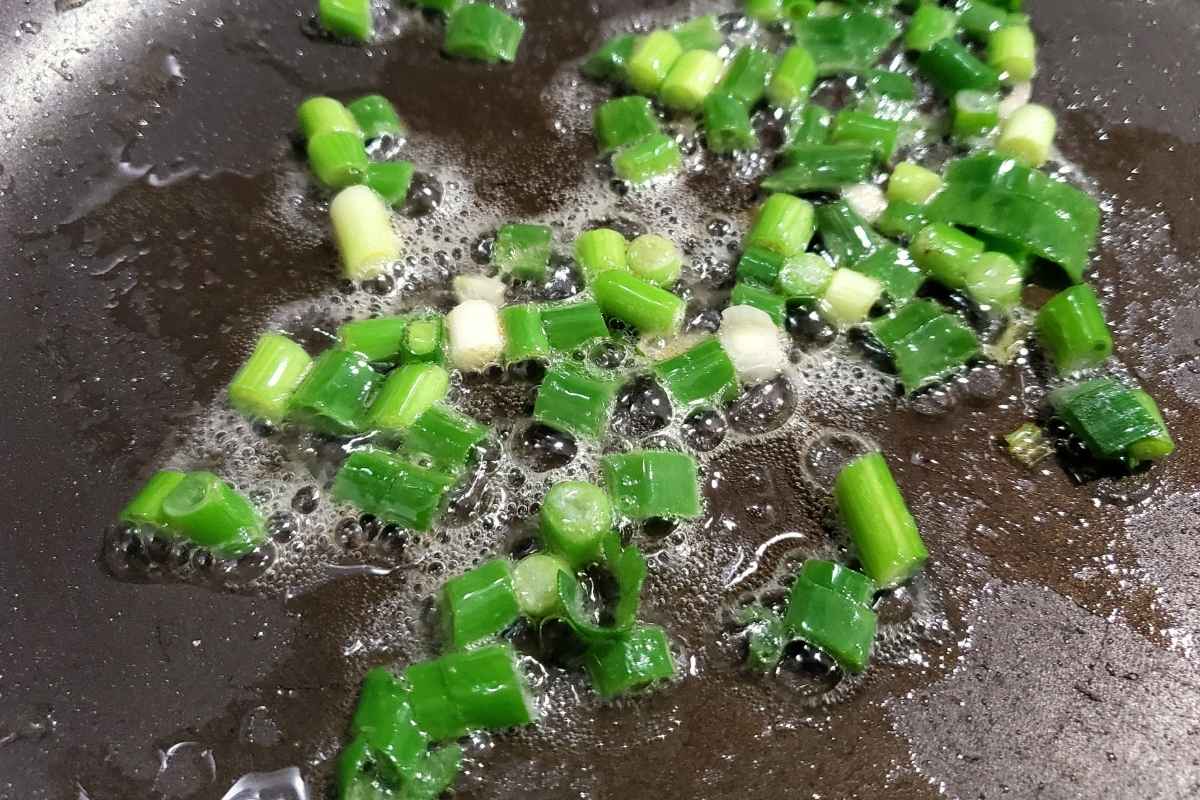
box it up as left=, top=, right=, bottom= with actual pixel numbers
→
left=834, top=452, right=927, bottom=588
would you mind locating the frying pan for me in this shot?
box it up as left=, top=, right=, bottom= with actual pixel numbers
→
left=1, top=0, right=1198, bottom=798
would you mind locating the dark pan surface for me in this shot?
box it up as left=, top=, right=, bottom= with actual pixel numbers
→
left=1, top=1, right=1199, bottom=798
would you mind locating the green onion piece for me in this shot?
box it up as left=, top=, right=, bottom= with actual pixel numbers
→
left=784, top=570, right=877, bottom=673
left=593, top=270, right=686, bottom=336
left=794, top=11, right=901, bottom=76
left=777, top=253, right=834, bottom=300
left=408, top=643, right=536, bottom=737
left=911, top=223, right=985, bottom=289
left=871, top=298, right=980, bottom=390
left=338, top=317, right=408, bottom=363
left=737, top=246, right=788, bottom=287
left=626, top=31, right=684, bottom=95
left=574, top=228, right=628, bottom=282
left=307, top=131, right=369, bottom=189
left=583, top=34, right=636, bottom=82
left=863, top=68, right=917, bottom=101
left=402, top=661, right=463, bottom=742
left=815, top=198, right=886, bottom=265
left=160, top=471, right=264, bottom=556
left=584, top=624, right=675, bottom=698
left=718, top=47, right=775, bottom=109
left=365, top=161, right=415, bottom=207
left=441, top=559, right=520, bottom=649
left=594, top=96, right=660, bottom=154
left=783, top=0, right=816, bottom=18
left=1004, top=422, right=1053, bottom=468
left=500, top=304, right=551, bottom=363
left=703, top=91, right=757, bottom=155
left=319, top=0, right=373, bottom=42
left=533, top=362, right=618, bottom=439
left=834, top=452, right=927, bottom=587
left=540, top=481, right=613, bottom=569
left=731, top=281, right=788, bottom=327
left=1050, top=379, right=1174, bottom=464
left=917, top=38, right=1002, bottom=97
left=288, top=349, right=383, bottom=435
left=556, top=537, right=646, bottom=642
left=660, top=49, right=725, bottom=112
left=492, top=223, right=552, bottom=280
left=887, top=161, right=943, bottom=205
left=743, top=0, right=783, bottom=22
left=1035, top=284, right=1113, bottom=373
left=539, top=301, right=610, bottom=351
left=330, top=185, right=400, bottom=281
left=369, top=363, right=450, bottom=433
left=228, top=333, right=313, bottom=422
left=876, top=200, right=931, bottom=240
left=601, top=450, right=702, bottom=520
left=904, top=4, right=958, bottom=52
left=737, top=606, right=788, bottom=672
left=988, top=24, right=1037, bottom=83
left=399, top=316, right=446, bottom=364
left=672, top=15, right=724, bottom=51
left=952, top=89, right=1001, bottom=139
left=347, top=94, right=406, bottom=141
left=996, top=103, right=1056, bottom=167
left=800, top=558, right=876, bottom=607
left=297, top=96, right=362, bottom=141
left=852, top=245, right=925, bottom=302
left=785, top=103, right=834, bottom=146
left=764, top=144, right=876, bottom=193
left=345, top=668, right=426, bottom=778
left=120, top=470, right=187, bottom=527
left=443, top=3, right=524, bottom=63
left=333, top=449, right=454, bottom=531
left=405, top=404, right=487, bottom=472
left=957, top=0, right=1008, bottom=41
left=654, top=337, right=739, bottom=405
left=965, top=251, right=1024, bottom=310
left=612, top=132, right=683, bottom=184
left=627, top=234, right=682, bottom=287
left=767, top=45, right=818, bottom=108
left=512, top=553, right=572, bottom=619
left=831, top=110, right=900, bottom=162
left=746, top=192, right=816, bottom=258
left=818, top=268, right=882, bottom=327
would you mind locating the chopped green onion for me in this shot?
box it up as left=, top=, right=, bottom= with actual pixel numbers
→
left=1050, top=379, right=1174, bottom=464
left=368, top=363, right=450, bottom=433
left=660, top=50, right=725, bottom=112
left=228, top=333, right=313, bottom=423
left=330, top=185, right=400, bottom=281
left=289, top=349, right=383, bottom=435
left=877, top=200, right=931, bottom=240
left=512, top=553, right=571, bottom=618
left=626, top=31, right=684, bottom=95
left=996, top=102, right=1056, bottom=167
left=601, top=450, right=702, bottom=520
left=703, top=91, right=757, bottom=154
left=777, top=253, right=834, bottom=300
left=785, top=103, right=834, bottom=146
left=339, top=317, right=408, bottom=363
left=834, top=452, right=927, bottom=587
left=766, top=143, right=877, bottom=193
left=539, top=301, right=610, bottom=351
left=815, top=198, right=886, bottom=265
left=852, top=245, right=925, bottom=302
left=767, top=46, right=818, bottom=108
left=737, top=246, right=789, bottom=287
left=794, top=11, right=901, bottom=76
left=405, top=643, right=535, bottom=738
left=443, top=3, right=525, bottom=63
left=746, top=193, right=816, bottom=258
left=965, top=251, right=1024, bottom=309
left=1127, top=391, right=1175, bottom=462
left=1035, top=284, right=1113, bottom=373
left=297, top=96, right=362, bottom=141
left=594, top=96, right=661, bottom=154
left=347, top=94, right=406, bottom=140
left=627, top=234, right=683, bottom=287
left=871, top=298, right=980, bottom=390
left=500, top=304, right=552, bottom=363
left=904, top=4, right=958, bottom=52
left=738, top=605, right=788, bottom=672
left=593, top=270, right=686, bottom=336
left=801, top=558, right=876, bottom=607
left=988, top=24, right=1037, bottom=83
left=911, top=222, right=985, bottom=289
left=731, top=281, right=788, bottom=327
left=612, top=132, right=683, bottom=184
left=818, top=268, right=883, bottom=327
left=743, top=0, right=783, bottom=22
left=333, top=449, right=453, bottom=531
left=917, top=38, right=1001, bottom=97
left=654, top=337, right=739, bottom=405
left=719, top=305, right=788, bottom=383
left=863, top=68, right=917, bottom=100
left=784, top=564, right=877, bottom=673
left=718, top=47, right=776, bottom=109
left=120, top=470, right=187, bottom=527
left=583, top=34, right=637, bottom=82
left=540, top=481, right=613, bottom=569
left=446, top=300, right=505, bottom=371
left=454, top=272, right=507, bottom=307
left=783, top=0, right=816, bottom=18
left=831, top=110, right=900, bottom=162
left=405, top=404, right=488, bottom=472
left=672, top=15, right=724, bottom=51
left=441, top=559, right=520, bottom=649
left=399, top=316, right=446, bottom=364
left=952, top=89, right=1001, bottom=139
left=957, top=0, right=1008, bottom=41
left=307, top=131, right=369, bottom=189
left=365, top=161, right=415, bottom=207
left=556, top=537, right=646, bottom=642
left=160, top=471, right=264, bottom=556
left=533, top=361, right=618, bottom=439
left=319, top=0, right=373, bottom=42
left=887, top=162, right=943, bottom=206
left=574, top=228, right=628, bottom=283
left=1004, top=422, right=1053, bottom=467
left=584, top=624, right=675, bottom=698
